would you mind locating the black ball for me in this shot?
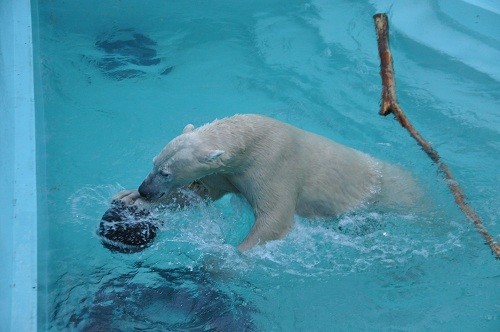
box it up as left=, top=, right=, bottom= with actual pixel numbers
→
left=98, top=200, right=161, bottom=253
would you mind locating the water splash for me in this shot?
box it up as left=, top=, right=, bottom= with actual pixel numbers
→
left=68, top=185, right=464, bottom=278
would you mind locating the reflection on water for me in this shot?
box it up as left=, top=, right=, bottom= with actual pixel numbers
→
left=52, top=264, right=255, bottom=331
left=91, top=28, right=174, bottom=80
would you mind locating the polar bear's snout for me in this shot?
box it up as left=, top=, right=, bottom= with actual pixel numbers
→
left=138, top=168, right=180, bottom=200
left=138, top=173, right=167, bottom=199
left=138, top=174, right=154, bottom=199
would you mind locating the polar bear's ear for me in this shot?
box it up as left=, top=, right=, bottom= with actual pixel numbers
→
left=205, top=149, right=224, bottom=162
left=182, top=124, right=195, bottom=134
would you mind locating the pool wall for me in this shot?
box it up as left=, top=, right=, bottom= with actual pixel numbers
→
left=0, top=0, right=38, bottom=330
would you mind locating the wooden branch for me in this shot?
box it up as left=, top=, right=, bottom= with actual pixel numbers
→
left=373, top=13, right=500, bottom=259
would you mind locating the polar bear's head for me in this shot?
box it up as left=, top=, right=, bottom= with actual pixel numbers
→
left=138, top=124, right=224, bottom=200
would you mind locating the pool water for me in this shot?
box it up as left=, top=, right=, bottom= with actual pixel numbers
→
left=34, top=0, right=499, bottom=330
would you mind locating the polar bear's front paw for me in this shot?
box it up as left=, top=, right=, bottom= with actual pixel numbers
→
left=112, top=189, right=151, bottom=208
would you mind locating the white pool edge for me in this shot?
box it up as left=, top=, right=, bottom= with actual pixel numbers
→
left=0, top=0, right=38, bottom=330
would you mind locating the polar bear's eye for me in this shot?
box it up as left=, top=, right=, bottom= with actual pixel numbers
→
left=159, top=170, right=171, bottom=177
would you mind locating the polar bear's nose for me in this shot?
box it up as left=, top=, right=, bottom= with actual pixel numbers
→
left=138, top=176, right=153, bottom=199
left=138, top=183, right=148, bottom=198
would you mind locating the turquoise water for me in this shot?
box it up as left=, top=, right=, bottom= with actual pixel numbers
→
left=34, top=0, right=499, bottom=330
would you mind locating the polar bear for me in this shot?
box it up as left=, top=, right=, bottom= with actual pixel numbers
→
left=123, top=114, right=420, bottom=251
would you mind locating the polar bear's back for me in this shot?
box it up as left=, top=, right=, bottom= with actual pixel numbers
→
left=198, top=114, right=420, bottom=216
left=205, top=115, right=382, bottom=215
